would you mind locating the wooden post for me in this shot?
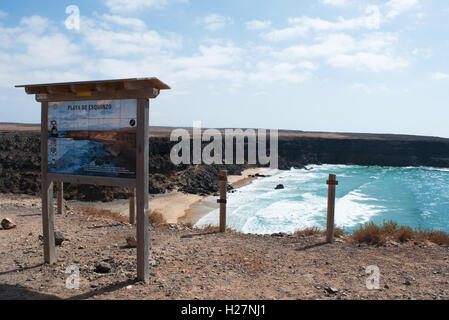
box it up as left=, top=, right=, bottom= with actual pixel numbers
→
left=56, top=182, right=63, bottom=215
left=41, top=102, right=55, bottom=263
left=129, top=188, right=136, bottom=225
left=326, top=174, right=338, bottom=243
left=136, top=98, right=149, bottom=282
left=217, top=170, right=228, bottom=232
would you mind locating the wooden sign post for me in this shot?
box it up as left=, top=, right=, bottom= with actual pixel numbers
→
left=129, top=188, right=136, bottom=225
left=326, top=174, right=338, bottom=243
left=217, top=170, right=228, bottom=232
left=56, top=182, right=63, bottom=215
left=16, top=78, right=170, bottom=282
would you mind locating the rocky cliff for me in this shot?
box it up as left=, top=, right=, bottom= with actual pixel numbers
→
left=1, top=128, right=448, bottom=201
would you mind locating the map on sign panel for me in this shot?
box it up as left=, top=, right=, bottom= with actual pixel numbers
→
left=47, top=99, right=137, bottom=179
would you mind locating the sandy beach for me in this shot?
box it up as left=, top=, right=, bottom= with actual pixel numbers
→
left=68, top=167, right=275, bottom=225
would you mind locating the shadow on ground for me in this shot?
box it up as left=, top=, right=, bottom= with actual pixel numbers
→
left=68, top=279, right=136, bottom=300
left=0, top=284, right=61, bottom=300
left=181, top=232, right=219, bottom=239
left=295, top=242, right=329, bottom=252
left=0, top=279, right=137, bottom=300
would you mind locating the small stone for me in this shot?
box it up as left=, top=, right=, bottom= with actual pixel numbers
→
left=54, top=231, right=66, bottom=246
left=126, top=236, right=137, bottom=248
left=326, top=287, right=339, bottom=294
left=275, top=184, right=285, bottom=190
left=389, top=241, right=399, bottom=247
left=95, top=262, right=111, bottom=274
left=302, top=273, right=313, bottom=278
left=1, top=218, right=17, bottom=230
left=384, top=284, right=390, bottom=289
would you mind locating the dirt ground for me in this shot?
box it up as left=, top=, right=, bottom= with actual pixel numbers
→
left=1, top=193, right=448, bottom=300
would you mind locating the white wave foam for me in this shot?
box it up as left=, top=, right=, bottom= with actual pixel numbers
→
left=335, top=190, right=385, bottom=227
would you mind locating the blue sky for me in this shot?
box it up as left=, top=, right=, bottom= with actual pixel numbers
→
left=1, top=0, right=449, bottom=137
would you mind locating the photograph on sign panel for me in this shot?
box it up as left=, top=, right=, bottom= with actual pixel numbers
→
left=47, top=99, right=137, bottom=178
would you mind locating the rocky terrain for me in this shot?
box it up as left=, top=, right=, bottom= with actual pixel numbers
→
left=1, top=193, right=448, bottom=300
left=1, top=124, right=449, bottom=201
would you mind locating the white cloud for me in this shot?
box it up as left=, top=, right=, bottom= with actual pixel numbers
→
left=263, top=25, right=308, bottom=42
left=432, top=72, right=449, bottom=80
left=19, top=15, right=51, bottom=34
left=172, top=43, right=244, bottom=70
left=276, top=34, right=356, bottom=58
left=275, top=32, right=405, bottom=72
left=415, top=12, right=426, bottom=19
left=101, top=14, right=147, bottom=30
left=104, top=0, right=186, bottom=12
left=248, top=61, right=313, bottom=83
left=0, top=2, right=418, bottom=94
left=0, top=10, right=7, bottom=18
left=264, top=5, right=380, bottom=41
left=81, top=16, right=182, bottom=57
left=245, top=20, right=272, bottom=30
left=320, top=0, right=350, bottom=7
left=384, top=0, right=419, bottom=19
left=352, top=83, right=390, bottom=94
left=359, top=32, right=398, bottom=52
left=411, top=47, right=432, bottom=59
left=0, top=16, right=83, bottom=86
left=197, top=14, right=233, bottom=31
left=328, top=52, right=407, bottom=72
left=275, top=32, right=397, bottom=59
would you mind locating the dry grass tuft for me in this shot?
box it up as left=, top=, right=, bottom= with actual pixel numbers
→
left=395, top=226, right=414, bottom=242
left=294, top=227, right=323, bottom=237
left=148, top=210, right=166, bottom=226
left=76, top=206, right=166, bottom=226
left=415, top=229, right=449, bottom=246
left=77, top=206, right=129, bottom=223
left=334, top=226, right=345, bottom=238
left=352, top=220, right=449, bottom=246
left=196, top=225, right=220, bottom=232
left=426, top=231, right=449, bottom=246
left=294, top=226, right=346, bottom=238
left=381, top=220, right=399, bottom=235
left=352, top=222, right=385, bottom=244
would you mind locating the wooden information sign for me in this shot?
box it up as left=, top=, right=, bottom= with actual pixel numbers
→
left=16, top=78, right=170, bottom=281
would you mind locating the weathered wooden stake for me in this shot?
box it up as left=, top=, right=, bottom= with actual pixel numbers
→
left=56, top=182, right=63, bottom=215
left=136, top=98, right=150, bottom=282
left=129, top=187, right=136, bottom=225
left=326, top=174, right=338, bottom=243
left=218, top=170, right=228, bottom=232
left=41, top=102, right=55, bottom=263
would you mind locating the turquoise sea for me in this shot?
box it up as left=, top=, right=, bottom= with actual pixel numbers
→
left=195, top=165, right=449, bottom=234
